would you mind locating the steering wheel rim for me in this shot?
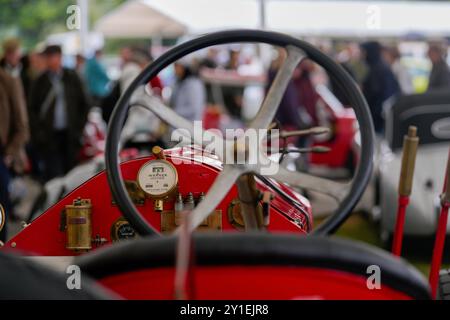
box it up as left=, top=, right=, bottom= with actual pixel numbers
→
left=105, top=29, right=374, bottom=237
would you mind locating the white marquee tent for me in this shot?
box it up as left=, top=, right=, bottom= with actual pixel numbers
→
left=95, top=0, right=187, bottom=38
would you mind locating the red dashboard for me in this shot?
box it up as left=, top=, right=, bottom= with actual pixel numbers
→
left=3, top=147, right=312, bottom=256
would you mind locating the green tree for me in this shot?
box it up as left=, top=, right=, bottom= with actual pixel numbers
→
left=0, top=0, right=72, bottom=49
left=0, top=0, right=125, bottom=50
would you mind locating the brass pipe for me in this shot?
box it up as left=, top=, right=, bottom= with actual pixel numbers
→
left=267, top=126, right=330, bottom=140
left=236, top=174, right=263, bottom=230
left=398, top=126, right=419, bottom=197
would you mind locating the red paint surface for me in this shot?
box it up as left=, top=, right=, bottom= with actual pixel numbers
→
left=4, top=147, right=311, bottom=256
left=429, top=205, right=449, bottom=298
left=310, top=109, right=357, bottom=168
left=392, top=195, right=410, bottom=256
left=99, top=266, right=412, bottom=300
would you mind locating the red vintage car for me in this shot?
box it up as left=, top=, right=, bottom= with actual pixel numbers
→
left=1, top=30, right=444, bottom=301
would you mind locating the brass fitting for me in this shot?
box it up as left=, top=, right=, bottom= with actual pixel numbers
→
left=154, top=199, right=164, bottom=212
left=65, top=198, right=93, bottom=251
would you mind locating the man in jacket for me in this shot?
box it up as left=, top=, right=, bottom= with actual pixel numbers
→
left=0, top=38, right=33, bottom=99
left=361, top=41, right=400, bottom=134
left=0, top=68, right=29, bottom=242
left=29, top=45, right=90, bottom=181
left=427, top=43, right=450, bottom=91
left=171, top=60, right=206, bottom=122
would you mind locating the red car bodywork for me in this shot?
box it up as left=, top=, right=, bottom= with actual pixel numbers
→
left=100, top=266, right=411, bottom=300
left=310, top=107, right=357, bottom=169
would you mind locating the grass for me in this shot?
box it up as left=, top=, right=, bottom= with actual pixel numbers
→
left=317, top=213, right=449, bottom=277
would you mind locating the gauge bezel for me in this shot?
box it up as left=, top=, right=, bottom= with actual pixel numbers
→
left=111, top=217, right=137, bottom=242
left=0, top=204, right=5, bottom=233
left=137, top=159, right=179, bottom=199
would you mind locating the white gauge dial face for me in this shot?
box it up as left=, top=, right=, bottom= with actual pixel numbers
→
left=137, top=160, right=178, bottom=197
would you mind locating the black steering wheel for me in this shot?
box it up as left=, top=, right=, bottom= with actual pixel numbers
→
left=105, top=30, right=374, bottom=237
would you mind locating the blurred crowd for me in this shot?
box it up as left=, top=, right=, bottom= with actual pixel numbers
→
left=1, top=35, right=450, bottom=241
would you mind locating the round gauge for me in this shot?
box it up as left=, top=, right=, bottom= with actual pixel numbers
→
left=228, top=199, right=245, bottom=229
left=227, top=198, right=263, bottom=231
left=137, top=159, right=178, bottom=198
left=111, top=218, right=136, bottom=241
left=117, top=223, right=135, bottom=240
left=0, top=204, right=5, bottom=233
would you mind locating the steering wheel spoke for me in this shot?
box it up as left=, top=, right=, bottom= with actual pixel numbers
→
left=250, top=45, right=306, bottom=131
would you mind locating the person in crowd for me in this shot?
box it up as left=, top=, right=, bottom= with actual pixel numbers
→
left=75, top=53, right=86, bottom=79
left=360, top=41, right=400, bottom=134
left=331, top=44, right=357, bottom=105
left=120, top=46, right=133, bottom=69
left=226, top=49, right=240, bottom=70
left=101, top=46, right=163, bottom=125
left=222, top=49, right=244, bottom=118
left=118, top=47, right=164, bottom=148
left=268, top=49, right=312, bottom=171
left=427, top=43, right=450, bottom=91
left=199, top=48, right=219, bottom=105
left=121, top=47, right=163, bottom=96
left=267, top=48, right=305, bottom=132
left=200, top=48, right=219, bottom=69
left=294, top=60, right=321, bottom=127
left=383, top=45, right=414, bottom=94
left=171, top=59, right=206, bottom=122
left=1, top=38, right=22, bottom=78
left=27, top=51, right=47, bottom=77
left=28, top=45, right=90, bottom=181
left=0, top=68, right=29, bottom=242
left=18, top=54, right=33, bottom=100
left=3, top=45, right=45, bottom=180
left=84, top=49, right=110, bottom=106
left=346, top=42, right=368, bottom=85
left=1, top=38, right=34, bottom=99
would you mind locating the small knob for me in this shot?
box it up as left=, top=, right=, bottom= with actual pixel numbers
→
left=154, top=199, right=164, bottom=212
left=152, top=146, right=166, bottom=160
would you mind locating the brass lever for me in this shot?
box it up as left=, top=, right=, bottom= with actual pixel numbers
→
left=398, top=126, right=419, bottom=197
left=268, top=126, right=330, bottom=140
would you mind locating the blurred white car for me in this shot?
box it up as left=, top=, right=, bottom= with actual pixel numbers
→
left=379, top=91, right=450, bottom=239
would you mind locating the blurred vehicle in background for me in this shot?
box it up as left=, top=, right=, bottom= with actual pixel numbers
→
left=78, top=108, right=106, bottom=162
left=26, top=148, right=140, bottom=223
left=200, top=63, right=359, bottom=179
left=25, top=106, right=156, bottom=222
left=308, top=84, right=358, bottom=178
left=378, top=90, right=450, bottom=240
